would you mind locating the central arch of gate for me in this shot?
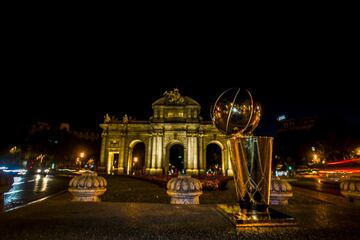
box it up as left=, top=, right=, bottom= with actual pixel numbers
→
left=99, top=88, right=233, bottom=176
left=166, top=141, right=185, bottom=175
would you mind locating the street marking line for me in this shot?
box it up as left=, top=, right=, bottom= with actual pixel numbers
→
left=4, top=189, right=68, bottom=213
left=4, top=190, right=23, bottom=195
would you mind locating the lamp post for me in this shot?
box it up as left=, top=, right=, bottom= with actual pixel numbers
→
left=80, top=152, right=85, bottom=169
left=133, top=157, right=138, bottom=175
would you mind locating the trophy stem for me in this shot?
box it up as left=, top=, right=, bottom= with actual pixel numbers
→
left=229, top=136, right=273, bottom=212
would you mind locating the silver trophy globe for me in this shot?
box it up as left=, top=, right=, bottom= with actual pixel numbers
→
left=212, top=88, right=295, bottom=227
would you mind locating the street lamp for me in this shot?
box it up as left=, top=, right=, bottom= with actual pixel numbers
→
left=79, top=152, right=85, bottom=169
left=76, top=157, right=81, bottom=169
left=133, top=157, right=138, bottom=175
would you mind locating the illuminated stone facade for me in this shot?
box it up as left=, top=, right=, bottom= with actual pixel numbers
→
left=99, top=89, right=233, bottom=176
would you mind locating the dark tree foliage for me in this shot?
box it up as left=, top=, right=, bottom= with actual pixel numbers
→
left=17, top=126, right=100, bottom=170
left=274, top=115, right=360, bottom=169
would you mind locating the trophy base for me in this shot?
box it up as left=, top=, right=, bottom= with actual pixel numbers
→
left=217, top=204, right=296, bottom=227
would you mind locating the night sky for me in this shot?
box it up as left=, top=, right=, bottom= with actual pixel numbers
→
left=1, top=17, right=359, bottom=149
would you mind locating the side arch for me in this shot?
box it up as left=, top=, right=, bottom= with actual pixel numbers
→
left=127, top=139, right=146, bottom=174
left=206, top=140, right=225, bottom=175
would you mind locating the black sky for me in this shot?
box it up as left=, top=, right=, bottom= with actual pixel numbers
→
left=1, top=14, right=359, bottom=148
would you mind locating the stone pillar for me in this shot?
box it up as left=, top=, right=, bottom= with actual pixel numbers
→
left=155, top=134, right=163, bottom=174
left=186, top=136, right=192, bottom=174
left=167, top=176, right=203, bottom=204
left=99, top=132, right=107, bottom=174
left=186, top=134, right=199, bottom=176
left=147, top=133, right=163, bottom=175
left=106, top=152, right=112, bottom=175
left=226, top=142, right=233, bottom=176
left=145, top=137, right=152, bottom=174
left=198, top=135, right=205, bottom=175
left=156, top=135, right=163, bottom=170
left=162, top=136, right=167, bottom=174
left=193, top=137, right=198, bottom=170
left=151, top=135, right=157, bottom=169
left=103, top=133, right=110, bottom=174
left=340, top=178, right=360, bottom=204
left=118, top=134, right=126, bottom=174
left=149, top=135, right=157, bottom=175
left=69, top=171, right=107, bottom=202
left=270, top=178, right=293, bottom=205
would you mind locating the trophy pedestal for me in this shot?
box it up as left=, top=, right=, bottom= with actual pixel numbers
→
left=217, top=204, right=296, bottom=227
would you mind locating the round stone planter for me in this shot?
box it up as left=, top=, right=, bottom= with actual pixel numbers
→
left=270, top=178, right=293, bottom=205
left=0, top=171, right=14, bottom=212
left=340, top=178, right=360, bottom=203
left=68, top=171, right=107, bottom=202
left=167, top=175, right=203, bottom=204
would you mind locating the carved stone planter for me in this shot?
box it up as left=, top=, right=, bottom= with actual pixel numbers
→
left=270, top=178, right=293, bottom=205
left=340, top=178, right=360, bottom=203
left=69, top=171, right=107, bottom=202
left=167, top=175, right=203, bottom=204
left=0, top=171, right=14, bottom=212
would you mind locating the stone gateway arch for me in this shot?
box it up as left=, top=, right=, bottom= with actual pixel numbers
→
left=99, top=88, right=233, bottom=176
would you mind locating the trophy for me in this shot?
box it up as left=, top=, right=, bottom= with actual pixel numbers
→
left=212, top=88, right=295, bottom=227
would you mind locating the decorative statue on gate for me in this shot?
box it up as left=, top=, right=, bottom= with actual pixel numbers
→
left=104, top=113, right=111, bottom=123
left=212, top=88, right=294, bottom=226
left=123, top=114, right=129, bottom=124
left=163, top=88, right=185, bottom=104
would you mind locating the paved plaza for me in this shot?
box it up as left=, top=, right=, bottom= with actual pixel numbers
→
left=1, top=176, right=360, bottom=239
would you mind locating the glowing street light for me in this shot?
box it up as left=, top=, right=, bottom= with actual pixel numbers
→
left=76, top=152, right=85, bottom=169
left=312, top=153, right=320, bottom=164
left=355, top=147, right=360, bottom=156
left=9, top=146, right=17, bottom=154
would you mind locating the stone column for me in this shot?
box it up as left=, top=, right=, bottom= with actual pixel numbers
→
left=226, top=142, right=233, bottom=176
left=156, top=135, right=163, bottom=169
left=104, top=132, right=110, bottom=174
left=192, top=136, right=198, bottom=174
left=198, top=134, right=205, bottom=175
left=340, top=178, right=360, bottom=203
left=167, top=176, right=203, bottom=204
left=69, top=172, right=107, bottom=202
left=186, top=133, right=198, bottom=176
left=150, top=134, right=157, bottom=174
left=118, top=134, right=126, bottom=174
left=145, top=137, right=152, bottom=174
left=221, top=149, right=226, bottom=176
left=153, top=134, right=163, bottom=175
left=162, top=137, right=168, bottom=174
left=186, top=136, right=192, bottom=174
left=99, top=132, right=107, bottom=174
left=147, top=133, right=163, bottom=175
left=270, top=178, right=293, bottom=205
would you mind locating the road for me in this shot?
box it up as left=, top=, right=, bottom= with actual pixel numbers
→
left=4, top=174, right=70, bottom=211
left=291, top=177, right=341, bottom=196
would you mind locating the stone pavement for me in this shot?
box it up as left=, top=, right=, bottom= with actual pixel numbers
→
left=1, top=179, right=360, bottom=239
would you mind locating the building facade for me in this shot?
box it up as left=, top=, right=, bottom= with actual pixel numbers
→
left=99, top=89, right=233, bottom=176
